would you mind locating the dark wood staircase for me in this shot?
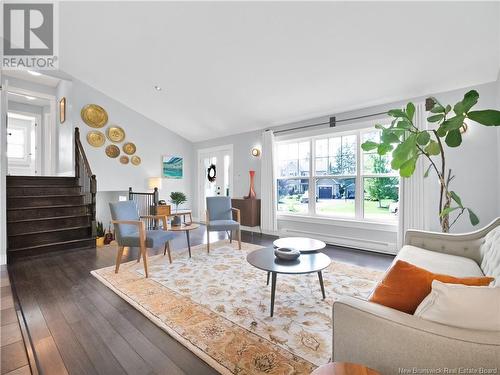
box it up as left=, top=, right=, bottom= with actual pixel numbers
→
left=6, top=128, right=97, bottom=261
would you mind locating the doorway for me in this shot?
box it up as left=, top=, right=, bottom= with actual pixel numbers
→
left=7, top=112, right=41, bottom=176
left=197, top=145, right=233, bottom=221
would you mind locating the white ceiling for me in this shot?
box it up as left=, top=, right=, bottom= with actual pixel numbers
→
left=59, top=2, right=500, bottom=142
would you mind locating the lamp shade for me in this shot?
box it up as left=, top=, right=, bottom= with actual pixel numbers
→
left=148, top=177, right=162, bottom=190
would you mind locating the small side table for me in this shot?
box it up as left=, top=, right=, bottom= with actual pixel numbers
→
left=169, top=223, right=200, bottom=258
left=311, top=362, right=380, bottom=375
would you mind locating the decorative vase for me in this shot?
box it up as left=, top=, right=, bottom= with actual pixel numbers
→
left=172, top=215, right=182, bottom=227
left=244, top=170, right=256, bottom=199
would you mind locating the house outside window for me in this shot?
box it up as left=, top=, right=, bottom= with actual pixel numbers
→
left=276, top=126, right=399, bottom=224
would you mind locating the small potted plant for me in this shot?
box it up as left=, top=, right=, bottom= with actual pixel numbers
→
left=170, top=191, right=187, bottom=227
left=96, top=221, right=105, bottom=247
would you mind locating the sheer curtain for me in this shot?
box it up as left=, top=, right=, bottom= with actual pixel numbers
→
left=260, top=130, right=277, bottom=233
left=397, top=102, right=428, bottom=249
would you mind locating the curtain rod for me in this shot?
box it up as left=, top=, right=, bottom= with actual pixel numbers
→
left=272, top=111, right=388, bottom=135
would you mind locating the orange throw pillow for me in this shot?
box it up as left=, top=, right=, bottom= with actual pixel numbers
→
left=369, top=260, right=494, bottom=314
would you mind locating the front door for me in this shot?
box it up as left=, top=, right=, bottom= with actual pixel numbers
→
left=7, top=113, right=37, bottom=175
left=198, top=146, right=232, bottom=221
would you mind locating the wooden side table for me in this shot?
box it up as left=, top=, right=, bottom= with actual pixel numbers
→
left=311, top=362, right=380, bottom=375
left=231, top=198, right=260, bottom=229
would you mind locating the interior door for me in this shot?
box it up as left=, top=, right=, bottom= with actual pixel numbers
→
left=199, top=148, right=232, bottom=221
left=7, top=114, right=37, bottom=175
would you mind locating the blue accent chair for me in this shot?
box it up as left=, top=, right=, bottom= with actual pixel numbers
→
left=206, top=196, right=241, bottom=252
left=110, top=201, right=175, bottom=277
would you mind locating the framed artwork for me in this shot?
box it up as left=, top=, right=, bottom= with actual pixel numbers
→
left=162, top=156, right=183, bottom=179
left=59, top=97, right=66, bottom=124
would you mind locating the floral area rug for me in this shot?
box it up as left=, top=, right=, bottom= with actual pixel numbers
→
left=91, top=240, right=383, bottom=374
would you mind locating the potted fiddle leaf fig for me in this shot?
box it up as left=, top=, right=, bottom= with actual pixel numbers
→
left=170, top=191, right=187, bottom=227
left=361, top=90, right=500, bottom=232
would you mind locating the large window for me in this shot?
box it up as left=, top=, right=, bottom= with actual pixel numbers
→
left=276, top=127, right=399, bottom=223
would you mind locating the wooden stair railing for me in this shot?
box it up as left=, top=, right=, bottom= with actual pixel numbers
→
left=75, top=127, right=97, bottom=235
left=129, top=187, right=159, bottom=229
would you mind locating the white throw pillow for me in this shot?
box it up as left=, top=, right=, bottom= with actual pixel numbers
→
left=414, top=280, right=500, bottom=331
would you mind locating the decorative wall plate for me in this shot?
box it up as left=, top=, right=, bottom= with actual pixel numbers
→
left=131, top=155, right=141, bottom=165
left=122, top=142, right=136, bottom=155
left=81, top=104, right=108, bottom=128
left=105, top=144, right=120, bottom=158
left=86, top=130, right=105, bottom=147
left=106, top=126, right=125, bottom=143
left=119, top=155, right=129, bottom=164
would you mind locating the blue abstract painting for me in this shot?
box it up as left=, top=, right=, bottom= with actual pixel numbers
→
left=162, top=156, right=183, bottom=179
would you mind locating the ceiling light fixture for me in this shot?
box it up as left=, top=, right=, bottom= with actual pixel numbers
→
left=27, top=70, right=42, bottom=76
left=154, top=85, right=162, bottom=91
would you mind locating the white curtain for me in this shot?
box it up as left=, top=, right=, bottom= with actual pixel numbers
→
left=260, top=130, right=278, bottom=233
left=397, top=102, right=428, bottom=249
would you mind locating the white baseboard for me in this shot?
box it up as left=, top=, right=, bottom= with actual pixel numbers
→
left=279, top=228, right=397, bottom=255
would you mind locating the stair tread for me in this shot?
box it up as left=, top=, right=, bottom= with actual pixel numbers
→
left=8, top=237, right=95, bottom=252
left=8, top=225, right=91, bottom=237
left=8, top=214, right=90, bottom=224
left=10, top=194, right=85, bottom=198
left=7, top=204, right=88, bottom=211
left=7, top=185, right=81, bottom=188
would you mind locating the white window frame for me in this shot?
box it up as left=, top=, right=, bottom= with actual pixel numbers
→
left=276, top=122, right=399, bottom=225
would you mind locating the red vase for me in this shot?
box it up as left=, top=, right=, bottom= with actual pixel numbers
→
left=244, top=170, right=256, bottom=199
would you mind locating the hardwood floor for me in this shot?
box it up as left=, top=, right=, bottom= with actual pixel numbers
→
left=8, top=227, right=394, bottom=375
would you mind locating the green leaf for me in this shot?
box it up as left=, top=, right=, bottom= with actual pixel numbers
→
left=406, top=102, right=415, bottom=121
left=461, top=90, right=479, bottom=113
left=467, top=208, right=479, bottom=226
left=388, top=109, right=407, bottom=119
left=416, top=131, right=430, bottom=145
left=361, top=141, right=379, bottom=151
left=377, top=143, right=393, bottom=155
left=468, top=110, right=500, bottom=126
left=427, top=114, right=444, bottom=123
left=374, top=124, right=386, bottom=130
left=436, top=127, right=447, bottom=137
left=423, top=164, right=432, bottom=178
left=430, top=104, right=445, bottom=114
left=450, top=191, right=463, bottom=208
left=454, top=101, right=465, bottom=115
left=440, top=206, right=460, bottom=217
left=381, top=130, right=400, bottom=144
left=396, top=120, right=411, bottom=129
left=445, top=105, right=452, bottom=114
left=425, top=140, right=441, bottom=155
left=391, top=134, right=417, bottom=169
left=445, top=129, right=462, bottom=147
left=399, top=157, right=417, bottom=177
left=441, top=115, right=466, bottom=131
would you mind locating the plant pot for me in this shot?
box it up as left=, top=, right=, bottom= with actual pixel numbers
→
left=171, top=215, right=182, bottom=227
left=96, top=237, right=105, bottom=247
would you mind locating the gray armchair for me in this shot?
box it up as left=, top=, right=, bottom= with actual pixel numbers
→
left=110, top=201, right=175, bottom=278
left=206, top=196, right=241, bottom=252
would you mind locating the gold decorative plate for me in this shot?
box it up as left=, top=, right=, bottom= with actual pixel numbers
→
left=122, top=142, right=136, bottom=155
left=106, top=126, right=125, bottom=143
left=119, top=156, right=129, bottom=164
left=105, top=145, right=120, bottom=158
left=86, top=130, right=105, bottom=147
left=81, top=104, right=108, bottom=128
left=131, top=155, right=141, bottom=166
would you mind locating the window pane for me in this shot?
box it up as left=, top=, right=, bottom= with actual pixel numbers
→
left=7, top=144, right=24, bottom=158
left=363, top=154, right=392, bottom=174
left=315, top=177, right=356, bottom=218
left=364, top=177, right=399, bottom=221
left=277, top=179, right=309, bottom=214
left=315, top=135, right=356, bottom=175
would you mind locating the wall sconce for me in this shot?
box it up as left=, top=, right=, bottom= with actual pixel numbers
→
left=251, top=147, right=261, bottom=157
left=147, top=177, right=162, bottom=190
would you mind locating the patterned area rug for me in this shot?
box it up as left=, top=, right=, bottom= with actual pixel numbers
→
left=91, top=240, right=383, bottom=374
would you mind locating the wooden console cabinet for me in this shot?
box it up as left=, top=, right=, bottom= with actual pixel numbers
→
left=231, top=198, right=261, bottom=228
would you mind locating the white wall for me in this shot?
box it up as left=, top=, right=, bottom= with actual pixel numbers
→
left=68, top=78, right=194, bottom=220
left=193, top=80, right=500, bottom=253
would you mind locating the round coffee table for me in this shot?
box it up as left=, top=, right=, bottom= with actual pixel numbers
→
left=273, top=237, right=326, bottom=253
left=169, top=223, right=200, bottom=258
left=247, top=247, right=331, bottom=317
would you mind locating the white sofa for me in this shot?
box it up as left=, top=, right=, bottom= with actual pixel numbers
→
left=332, top=218, right=500, bottom=373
